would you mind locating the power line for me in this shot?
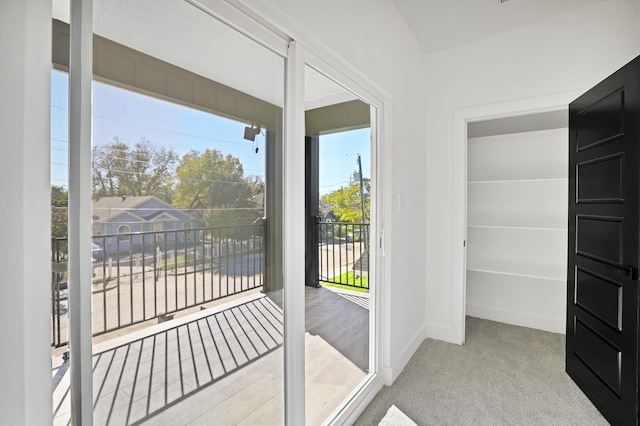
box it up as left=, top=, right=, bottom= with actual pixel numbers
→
left=91, top=112, right=259, bottom=149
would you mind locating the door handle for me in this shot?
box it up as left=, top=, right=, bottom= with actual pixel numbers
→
left=603, top=264, right=637, bottom=280
left=619, top=265, right=637, bottom=280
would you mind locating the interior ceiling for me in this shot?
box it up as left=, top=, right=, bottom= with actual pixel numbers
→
left=304, top=66, right=357, bottom=110
left=392, top=0, right=606, bottom=54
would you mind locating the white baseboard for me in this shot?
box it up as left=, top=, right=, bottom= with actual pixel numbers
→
left=383, top=324, right=426, bottom=385
left=466, top=303, right=566, bottom=334
left=424, top=321, right=464, bottom=345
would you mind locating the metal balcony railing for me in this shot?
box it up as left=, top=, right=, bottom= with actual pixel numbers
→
left=51, top=221, right=369, bottom=348
left=51, top=224, right=264, bottom=348
left=317, top=222, right=369, bottom=291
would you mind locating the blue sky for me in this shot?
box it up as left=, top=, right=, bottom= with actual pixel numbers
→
left=319, top=130, right=371, bottom=195
left=51, top=70, right=370, bottom=196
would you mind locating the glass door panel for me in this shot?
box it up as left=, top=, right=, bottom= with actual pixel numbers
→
left=53, top=1, right=286, bottom=424
left=304, top=65, right=373, bottom=425
left=53, top=2, right=384, bottom=424
left=51, top=68, right=71, bottom=424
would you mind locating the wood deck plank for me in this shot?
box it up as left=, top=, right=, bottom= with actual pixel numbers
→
left=53, top=286, right=369, bottom=425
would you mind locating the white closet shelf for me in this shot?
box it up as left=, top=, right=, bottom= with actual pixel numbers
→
left=466, top=126, right=568, bottom=331
left=468, top=178, right=568, bottom=185
left=467, top=224, right=566, bottom=232
left=466, top=265, right=566, bottom=282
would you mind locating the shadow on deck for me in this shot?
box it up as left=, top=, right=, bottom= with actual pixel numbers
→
left=53, top=287, right=369, bottom=425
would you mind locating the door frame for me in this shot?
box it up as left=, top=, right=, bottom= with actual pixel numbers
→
left=65, top=3, right=389, bottom=425
left=295, top=45, right=389, bottom=425
left=452, top=91, right=581, bottom=344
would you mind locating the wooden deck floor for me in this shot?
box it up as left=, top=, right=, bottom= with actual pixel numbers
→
left=53, top=286, right=369, bottom=425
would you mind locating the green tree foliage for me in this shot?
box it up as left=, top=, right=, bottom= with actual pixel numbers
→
left=173, top=149, right=264, bottom=227
left=52, top=185, right=68, bottom=206
left=92, top=138, right=178, bottom=201
left=321, top=178, right=370, bottom=223
left=51, top=185, right=68, bottom=238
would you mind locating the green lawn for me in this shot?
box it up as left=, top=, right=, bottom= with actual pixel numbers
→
left=160, top=254, right=197, bottom=270
left=92, top=277, right=115, bottom=285
left=322, top=271, right=368, bottom=293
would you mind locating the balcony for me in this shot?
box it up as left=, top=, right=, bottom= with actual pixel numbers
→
left=52, top=224, right=266, bottom=348
left=51, top=223, right=369, bottom=425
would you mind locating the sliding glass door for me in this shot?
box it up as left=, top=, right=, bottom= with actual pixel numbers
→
left=303, top=65, right=376, bottom=425
left=54, top=1, right=383, bottom=424
left=54, top=0, right=286, bottom=423
left=91, top=2, right=286, bottom=423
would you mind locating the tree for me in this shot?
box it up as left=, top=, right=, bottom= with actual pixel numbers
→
left=92, top=138, right=178, bottom=201
left=173, top=149, right=263, bottom=227
left=51, top=185, right=68, bottom=238
left=321, top=178, right=370, bottom=223
left=52, top=185, right=68, bottom=206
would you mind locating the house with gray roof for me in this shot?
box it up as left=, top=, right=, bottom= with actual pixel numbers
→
left=92, top=195, right=197, bottom=254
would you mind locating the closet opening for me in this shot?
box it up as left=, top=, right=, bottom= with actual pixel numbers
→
left=465, top=110, right=568, bottom=335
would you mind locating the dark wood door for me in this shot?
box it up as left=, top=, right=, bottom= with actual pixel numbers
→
left=567, top=55, right=640, bottom=425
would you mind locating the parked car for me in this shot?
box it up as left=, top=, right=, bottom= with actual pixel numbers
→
left=346, top=229, right=362, bottom=242
left=91, top=242, right=104, bottom=261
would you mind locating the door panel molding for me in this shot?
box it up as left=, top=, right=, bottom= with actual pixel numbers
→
left=567, top=54, right=640, bottom=426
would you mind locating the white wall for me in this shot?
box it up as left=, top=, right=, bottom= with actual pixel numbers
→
left=0, top=0, right=53, bottom=423
left=243, top=0, right=429, bottom=382
left=425, top=0, right=640, bottom=343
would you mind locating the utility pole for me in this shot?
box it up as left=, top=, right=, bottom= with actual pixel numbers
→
left=357, top=154, right=367, bottom=250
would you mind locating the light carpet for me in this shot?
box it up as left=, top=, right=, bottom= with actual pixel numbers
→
left=356, top=316, right=610, bottom=426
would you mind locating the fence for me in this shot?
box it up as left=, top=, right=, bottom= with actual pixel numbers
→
left=51, top=221, right=369, bottom=348
left=317, top=222, right=369, bottom=291
left=51, top=224, right=264, bottom=347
